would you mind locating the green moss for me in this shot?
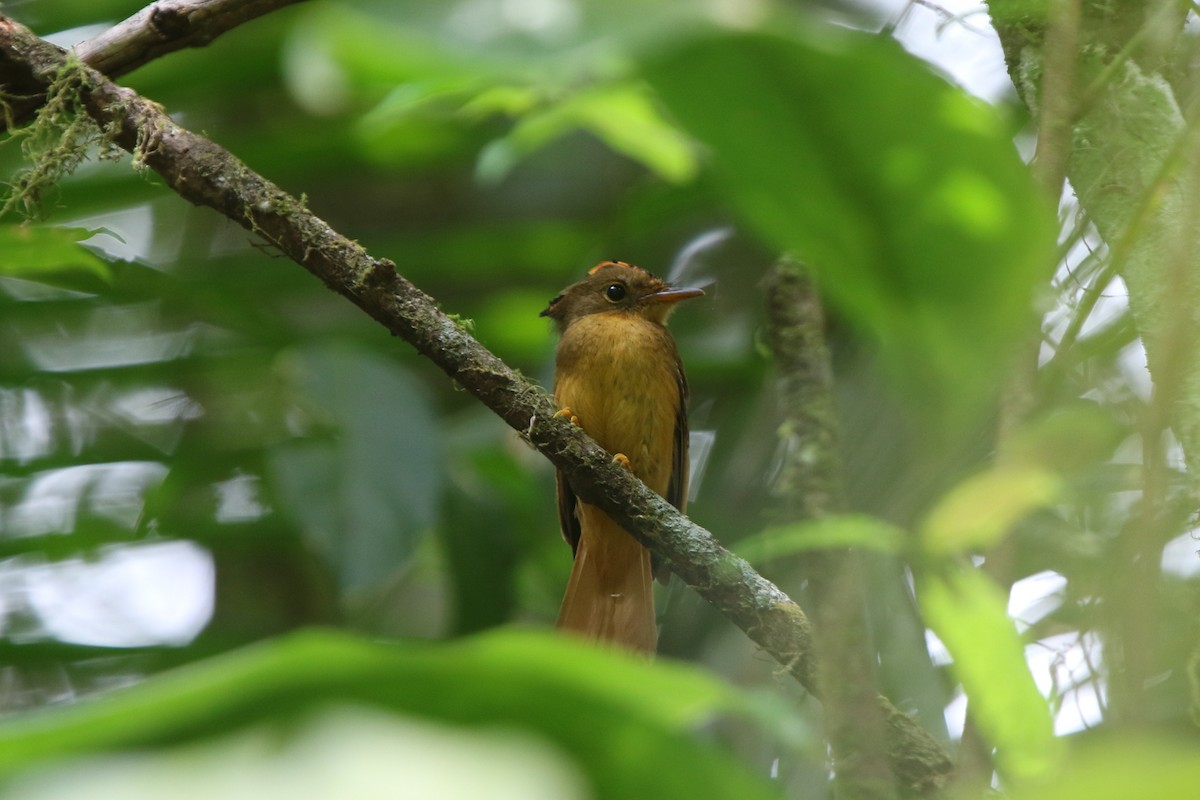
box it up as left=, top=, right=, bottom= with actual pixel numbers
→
left=446, top=313, right=476, bottom=334
left=1, top=55, right=105, bottom=220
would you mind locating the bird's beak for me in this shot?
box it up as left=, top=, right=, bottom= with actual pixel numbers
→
left=644, top=286, right=704, bottom=304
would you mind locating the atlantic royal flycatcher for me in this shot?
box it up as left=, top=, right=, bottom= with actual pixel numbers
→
left=541, top=261, right=702, bottom=652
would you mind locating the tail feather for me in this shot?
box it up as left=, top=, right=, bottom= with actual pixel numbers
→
left=556, top=503, right=657, bottom=653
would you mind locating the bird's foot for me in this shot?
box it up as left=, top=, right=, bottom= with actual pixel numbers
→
left=612, top=453, right=632, bottom=471
left=554, top=406, right=580, bottom=426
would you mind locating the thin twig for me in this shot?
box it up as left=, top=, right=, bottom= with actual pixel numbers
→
left=74, top=0, right=307, bottom=77
left=0, top=0, right=305, bottom=133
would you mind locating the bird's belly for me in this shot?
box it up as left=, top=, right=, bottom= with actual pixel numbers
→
left=555, top=316, right=679, bottom=497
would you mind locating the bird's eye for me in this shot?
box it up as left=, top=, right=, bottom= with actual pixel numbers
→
left=605, top=283, right=627, bottom=303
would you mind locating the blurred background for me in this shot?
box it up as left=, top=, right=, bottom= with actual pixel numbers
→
left=2, top=0, right=1200, bottom=797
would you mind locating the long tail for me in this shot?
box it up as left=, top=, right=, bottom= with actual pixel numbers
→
left=556, top=503, right=657, bottom=653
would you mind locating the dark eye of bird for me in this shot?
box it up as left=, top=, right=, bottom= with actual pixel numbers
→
left=605, top=283, right=627, bottom=303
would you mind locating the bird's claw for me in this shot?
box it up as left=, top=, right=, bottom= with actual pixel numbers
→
left=554, top=407, right=580, bottom=426
left=612, top=453, right=632, bottom=471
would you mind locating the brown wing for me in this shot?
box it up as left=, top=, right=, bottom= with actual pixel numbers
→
left=655, top=357, right=689, bottom=581
left=666, top=363, right=689, bottom=513
left=556, top=470, right=581, bottom=554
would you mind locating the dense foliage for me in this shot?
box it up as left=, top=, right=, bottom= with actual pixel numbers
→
left=2, top=1, right=1199, bottom=798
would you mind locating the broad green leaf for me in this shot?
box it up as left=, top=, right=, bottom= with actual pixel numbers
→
left=920, top=466, right=1061, bottom=555
left=5, top=707, right=588, bottom=800
left=919, top=568, right=1058, bottom=778
left=736, top=514, right=907, bottom=564
left=355, top=101, right=480, bottom=168
left=643, top=32, right=1056, bottom=432
left=268, top=343, right=444, bottom=591
left=1011, top=738, right=1200, bottom=800
left=0, top=224, right=111, bottom=289
left=0, top=629, right=784, bottom=800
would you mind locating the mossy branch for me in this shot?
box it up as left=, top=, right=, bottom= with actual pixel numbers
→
left=765, top=261, right=942, bottom=799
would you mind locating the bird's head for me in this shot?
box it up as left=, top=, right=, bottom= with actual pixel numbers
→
left=540, top=261, right=703, bottom=333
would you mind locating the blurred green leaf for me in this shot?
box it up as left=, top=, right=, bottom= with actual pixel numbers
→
left=0, top=629, right=783, bottom=800
left=287, top=5, right=479, bottom=96
left=735, top=514, right=907, bottom=564
left=1011, top=738, right=1200, bottom=800
left=355, top=103, right=481, bottom=167
left=920, top=466, right=1061, bottom=555
left=0, top=224, right=112, bottom=289
left=292, top=6, right=698, bottom=180
left=461, top=84, right=542, bottom=118
left=999, top=402, right=1127, bottom=472
left=478, top=82, right=697, bottom=183
left=643, top=31, right=1057, bottom=431
left=919, top=567, right=1058, bottom=779
left=6, top=707, right=588, bottom=800
left=268, top=343, right=444, bottom=592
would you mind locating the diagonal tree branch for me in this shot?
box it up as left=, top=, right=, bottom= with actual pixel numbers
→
left=0, top=16, right=951, bottom=795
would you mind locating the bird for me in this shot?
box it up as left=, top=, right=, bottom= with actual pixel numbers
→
left=540, top=260, right=703, bottom=653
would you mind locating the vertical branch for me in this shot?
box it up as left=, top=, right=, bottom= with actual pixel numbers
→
left=764, top=260, right=897, bottom=800
left=960, top=0, right=1081, bottom=787
left=1112, top=107, right=1200, bottom=727
left=1029, top=0, right=1080, bottom=202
